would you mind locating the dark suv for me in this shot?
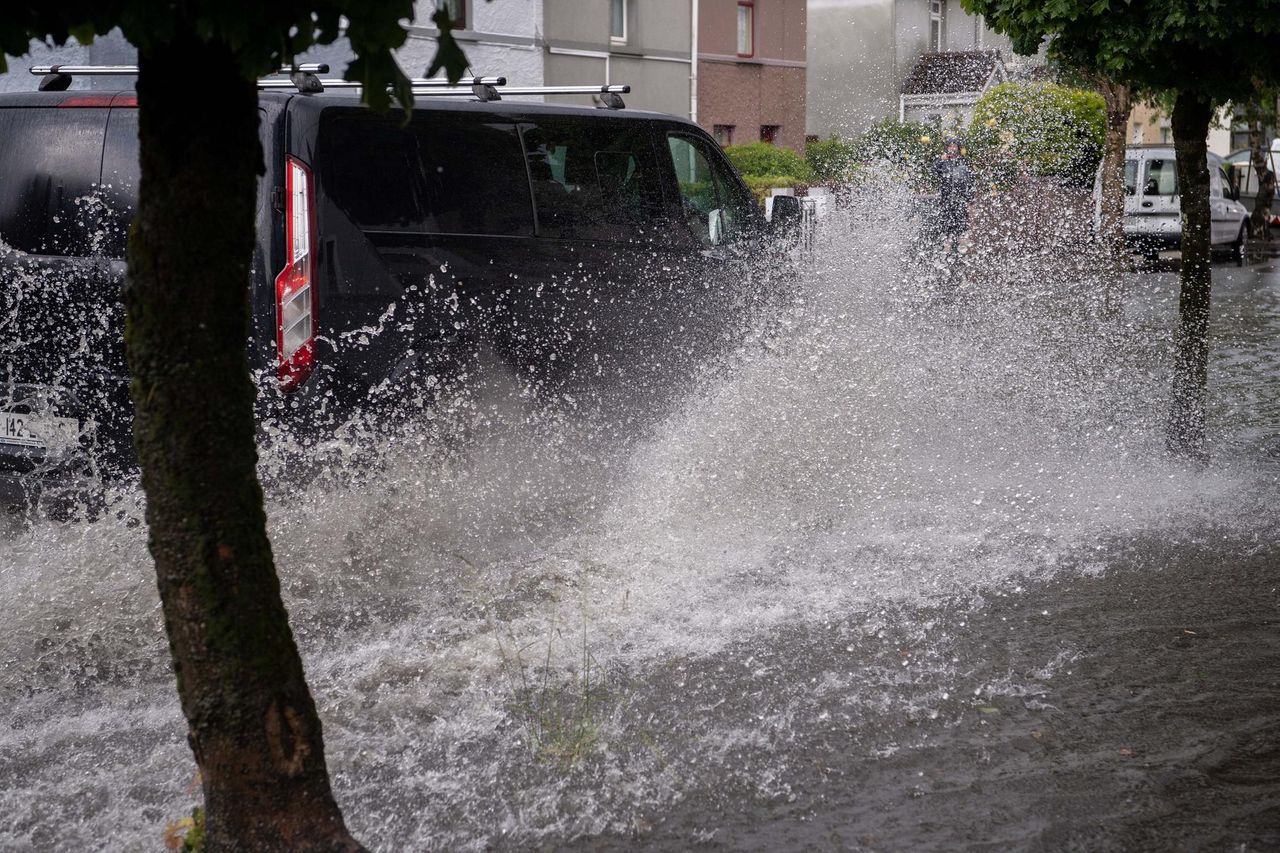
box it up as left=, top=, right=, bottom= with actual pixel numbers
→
left=0, top=77, right=786, bottom=504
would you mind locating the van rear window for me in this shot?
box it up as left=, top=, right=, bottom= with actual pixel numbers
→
left=317, top=111, right=533, bottom=237
left=1143, top=159, right=1178, bottom=196
left=0, top=108, right=110, bottom=256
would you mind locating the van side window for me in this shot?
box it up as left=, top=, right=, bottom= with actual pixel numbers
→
left=1143, top=159, right=1178, bottom=196
left=1124, top=159, right=1137, bottom=196
left=0, top=109, right=109, bottom=257
left=520, top=118, right=663, bottom=241
left=1216, top=165, right=1232, bottom=198
left=318, top=111, right=533, bottom=237
left=665, top=133, right=751, bottom=247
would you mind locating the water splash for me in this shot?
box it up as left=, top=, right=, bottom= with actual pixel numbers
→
left=2, top=185, right=1276, bottom=850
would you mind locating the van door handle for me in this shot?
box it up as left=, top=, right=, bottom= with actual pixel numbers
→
left=1141, top=201, right=1153, bottom=208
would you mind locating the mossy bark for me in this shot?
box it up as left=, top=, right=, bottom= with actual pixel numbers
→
left=124, top=31, right=363, bottom=852
left=1097, top=77, right=1132, bottom=289
left=1165, top=91, right=1214, bottom=462
left=1248, top=121, right=1275, bottom=238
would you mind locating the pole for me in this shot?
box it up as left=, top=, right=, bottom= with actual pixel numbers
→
left=690, top=0, right=699, bottom=123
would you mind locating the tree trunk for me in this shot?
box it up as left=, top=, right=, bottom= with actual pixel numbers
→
left=1165, top=91, right=1214, bottom=461
left=1098, top=78, right=1132, bottom=270
left=125, top=30, right=363, bottom=852
left=1096, top=77, right=1133, bottom=312
left=1248, top=119, right=1275, bottom=238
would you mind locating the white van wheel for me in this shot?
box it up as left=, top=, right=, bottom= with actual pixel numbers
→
left=1233, top=224, right=1248, bottom=266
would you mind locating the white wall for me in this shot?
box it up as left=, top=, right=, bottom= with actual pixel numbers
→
left=806, top=0, right=897, bottom=138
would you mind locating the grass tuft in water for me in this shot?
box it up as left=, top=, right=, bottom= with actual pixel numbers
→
left=499, top=614, right=605, bottom=765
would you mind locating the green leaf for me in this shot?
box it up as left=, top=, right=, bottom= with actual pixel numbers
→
left=425, top=9, right=469, bottom=83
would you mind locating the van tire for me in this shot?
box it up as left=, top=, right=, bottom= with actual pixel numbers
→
left=1232, top=224, right=1248, bottom=266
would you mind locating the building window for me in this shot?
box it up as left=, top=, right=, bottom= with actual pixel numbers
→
left=713, top=124, right=735, bottom=146
left=737, top=1, right=755, bottom=57
left=929, top=0, right=944, bottom=52
left=611, top=0, right=627, bottom=43
left=760, top=125, right=780, bottom=144
left=1131, top=122, right=1143, bottom=143
left=438, top=0, right=466, bottom=29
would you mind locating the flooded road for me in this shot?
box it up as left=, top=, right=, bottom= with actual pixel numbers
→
left=2, top=206, right=1278, bottom=850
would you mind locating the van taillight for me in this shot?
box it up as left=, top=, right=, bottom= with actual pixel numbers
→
left=275, top=156, right=317, bottom=391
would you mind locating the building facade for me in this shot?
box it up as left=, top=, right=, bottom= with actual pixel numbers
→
left=1127, top=103, right=1234, bottom=156
left=695, top=0, right=808, bottom=151
left=806, top=0, right=1023, bottom=139
left=7, top=2, right=694, bottom=117
left=9, top=3, right=816, bottom=153
left=542, top=0, right=694, bottom=116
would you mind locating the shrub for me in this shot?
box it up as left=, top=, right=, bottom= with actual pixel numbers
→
left=851, top=119, right=946, bottom=191
left=723, top=142, right=813, bottom=184
left=967, top=81, right=1106, bottom=188
left=805, top=135, right=861, bottom=184
left=742, top=174, right=805, bottom=203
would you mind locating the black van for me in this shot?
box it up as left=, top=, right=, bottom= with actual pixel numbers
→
left=0, top=79, right=789, bottom=503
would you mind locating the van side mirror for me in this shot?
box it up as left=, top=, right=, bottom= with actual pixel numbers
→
left=771, top=195, right=801, bottom=231
left=708, top=208, right=724, bottom=245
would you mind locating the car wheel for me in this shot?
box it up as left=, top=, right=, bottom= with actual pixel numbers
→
left=1233, top=223, right=1248, bottom=266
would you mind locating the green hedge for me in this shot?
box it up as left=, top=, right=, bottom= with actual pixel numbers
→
left=724, top=142, right=813, bottom=185
left=967, top=82, right=1105, bottom=188
left=805, top=136, right=861, bottom=183
left=850, top=119, right=947, bottom=190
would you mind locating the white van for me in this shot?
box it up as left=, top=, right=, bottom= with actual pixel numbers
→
left=1122, top=144, right=1249, bottom=264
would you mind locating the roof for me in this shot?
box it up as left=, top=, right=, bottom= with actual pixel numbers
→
left=901, top=50, right=1005, bottom=96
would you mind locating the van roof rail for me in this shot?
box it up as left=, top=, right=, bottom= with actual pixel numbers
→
left=256, top=75, right=507, bottom=92
left=407, top=84, right=630, bottom=109
left=29, top=64, right=629, bottom=107
left=258, top=78, right=629, bottom=107
left=31, top=63, right=333, bottom=92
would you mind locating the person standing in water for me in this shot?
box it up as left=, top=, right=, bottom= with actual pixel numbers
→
left=932, top=137, right=976, bottom=256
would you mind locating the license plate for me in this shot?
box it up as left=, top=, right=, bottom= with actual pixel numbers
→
left=0, top=412, right=81, bottom=453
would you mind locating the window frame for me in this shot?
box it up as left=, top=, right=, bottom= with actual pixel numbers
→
left=929, top=0, right=944, bottom=52
left=517, top=116, right=668, bottom=243
left=611, top=0, right=628, bottom=44
left=1142, top=158, right=1178, bottom=197
left=663, top=128, right=757, bottom=248
left=737, top=1, right=755, bottom=58
left=437, top=0, right=467, bottom=30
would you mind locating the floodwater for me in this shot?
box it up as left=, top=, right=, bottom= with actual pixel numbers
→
left=2, top=193, right=1278, bottom=851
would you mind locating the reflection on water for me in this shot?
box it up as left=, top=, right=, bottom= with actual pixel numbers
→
left=2, top=192, right=1278, bottom=851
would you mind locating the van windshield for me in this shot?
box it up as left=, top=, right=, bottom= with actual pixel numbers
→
left=318, top=110, right=533, bottom=236
left=1143, top=158, right=1178, bottom=196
